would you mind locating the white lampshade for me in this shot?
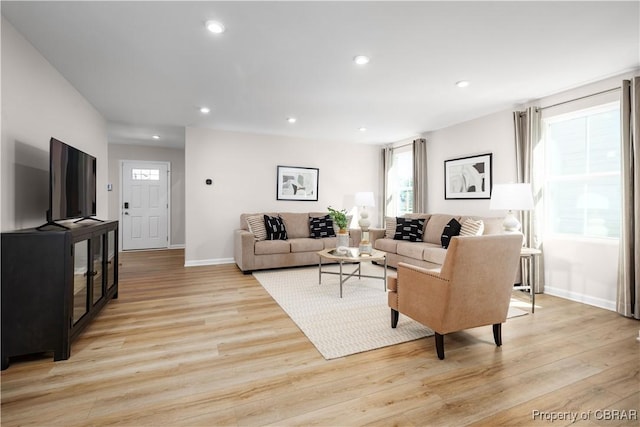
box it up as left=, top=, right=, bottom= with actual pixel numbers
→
left=354, top=191, right=375, bottom=207
left=490, top=183, right=534, bottom=211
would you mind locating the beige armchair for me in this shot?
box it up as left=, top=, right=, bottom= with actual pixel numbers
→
left=387, top=234, right=523, bottom=359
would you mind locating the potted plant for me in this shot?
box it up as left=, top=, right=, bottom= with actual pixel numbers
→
left=328, top=206, right=349, bottom=248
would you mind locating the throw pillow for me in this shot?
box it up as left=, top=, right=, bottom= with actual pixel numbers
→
left=246, top=215, right=267, bottom=241
left=385, top=217, right=397, bottom=239
left=460, top=218, right=485, bottom=237
left=393, top=218, right=425, bottom=242
left=441, top=218, right=462, bottom=248
left=309, top=215, right=336, bottom=238
left=264, top=215, right=288, bottom=240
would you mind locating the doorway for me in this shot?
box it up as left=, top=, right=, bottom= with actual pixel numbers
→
left=121, top=161, right=170, bottom=250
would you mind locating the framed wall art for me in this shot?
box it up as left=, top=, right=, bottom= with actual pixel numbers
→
left=444, top=153, right=492, bottom=199
left=276, top=165, right=319, bottom=201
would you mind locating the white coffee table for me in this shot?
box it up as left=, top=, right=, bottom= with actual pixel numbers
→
left=317, top=247, right=387, bottom=298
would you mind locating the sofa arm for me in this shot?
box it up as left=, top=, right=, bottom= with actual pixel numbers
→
left=234, top=229, right=256, bottom=273
left=349, top=228, right=385, bottom=246
left=395, top=262, right=450, bottom=330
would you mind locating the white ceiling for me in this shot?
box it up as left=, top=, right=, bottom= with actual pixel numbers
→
left=2, top=1, right=639, bottom=148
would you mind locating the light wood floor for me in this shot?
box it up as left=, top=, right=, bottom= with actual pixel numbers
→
left=2, top=249, right=638, bottom=426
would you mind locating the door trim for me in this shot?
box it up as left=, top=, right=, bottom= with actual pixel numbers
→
left=119, top=160, right=171, bottom=251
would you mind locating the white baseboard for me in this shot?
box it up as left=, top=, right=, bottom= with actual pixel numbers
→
left=544, top=285, right=616, bottom=312
left=169, top=244, right=185, bottom=249
left=184, top=258, right=235, bottom=267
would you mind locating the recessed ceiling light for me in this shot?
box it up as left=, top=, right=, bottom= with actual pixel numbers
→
left=200, top=107, right=211, bottom=114
left=152, top=135, right=160, bottom=140
left=353, top=55, right=370, bottom=65
left=359, top=127, right=367, bottom=132
left=456, top=80, right=470, bottom=88
left=287, top=117, right=297, bottom=124
left=205, top=20, right=225, bottom=34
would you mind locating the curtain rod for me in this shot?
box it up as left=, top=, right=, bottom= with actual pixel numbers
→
left=537, top=86, right=620, bottom=112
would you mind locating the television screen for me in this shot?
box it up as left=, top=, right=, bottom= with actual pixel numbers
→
left=49, top=138, right=96, bottom=221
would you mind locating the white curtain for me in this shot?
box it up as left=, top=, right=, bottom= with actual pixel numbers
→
left=382, top=146, right=393, bottom=220
left=617, top=77, right=640, bottom=319
left=412, top=138, right=428, bottom=213
left=514, top=107, right=545, bottom=293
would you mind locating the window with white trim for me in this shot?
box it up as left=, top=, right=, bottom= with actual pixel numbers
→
left=386, top=146, right=413, bottom=217
left=542, top=102, right=621, bottom=238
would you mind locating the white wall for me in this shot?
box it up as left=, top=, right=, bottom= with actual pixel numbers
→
left=1, top=18, right=108, bottom=231
left=422, top=72, right=638, bottom=311
left=108, top=143, right=186, bottom=246
left=424, top=110, right=517, bottom=216
left=184, top=127, right=381, bottom=265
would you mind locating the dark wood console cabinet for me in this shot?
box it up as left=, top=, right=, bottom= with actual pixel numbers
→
left=1, top=220, right=119, bottom=369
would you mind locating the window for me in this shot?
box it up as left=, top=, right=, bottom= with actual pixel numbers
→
left=386, top=146, right=413, bottom=217
left=132, top=169, right=160, bottom=181
left=542, top=102, right=620, bottom=238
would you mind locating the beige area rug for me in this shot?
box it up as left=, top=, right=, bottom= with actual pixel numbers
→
left=253, top=263, right=528, bottom=360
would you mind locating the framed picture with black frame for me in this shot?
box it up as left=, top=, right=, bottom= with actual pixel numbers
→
left=444, top=153, right=492, bottom=199
left=276, top=165, right=319, bottom=201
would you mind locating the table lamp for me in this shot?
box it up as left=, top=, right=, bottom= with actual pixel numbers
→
left=489, top=183, right=534, bottom=233
left=354, top=191, right=375, bottom=254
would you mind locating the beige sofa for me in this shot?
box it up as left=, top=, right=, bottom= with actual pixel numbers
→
left=234, top=212, right=359, bottom=273
left=370, top=213, right=505, bottom=270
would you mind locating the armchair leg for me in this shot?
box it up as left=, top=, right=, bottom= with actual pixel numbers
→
left=391, top=309, right=399, bottom=328
left=493, top=323, right=502, bottom=347
left=435, top=333, right=445, bottom=360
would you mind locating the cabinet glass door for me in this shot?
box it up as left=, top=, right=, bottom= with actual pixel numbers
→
left=73, top=240, right=89, bottom=324
left=92, top=235, right=104, bottom=305
left=107, top=230, right=116, bottom=290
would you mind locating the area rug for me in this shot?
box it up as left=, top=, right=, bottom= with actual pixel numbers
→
left=253, top=263, right=527, bottom=360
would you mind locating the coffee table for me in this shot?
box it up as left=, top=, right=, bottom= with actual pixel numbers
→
left=317, top=247, right=387, bottom=298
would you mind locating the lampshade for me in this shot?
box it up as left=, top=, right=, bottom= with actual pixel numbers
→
left=354, top=191, right=375, bottom=207
left=489, top=183, right=534, bottom=211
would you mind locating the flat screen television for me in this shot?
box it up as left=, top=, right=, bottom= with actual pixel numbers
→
left=47, top=137, right=97, bottom=224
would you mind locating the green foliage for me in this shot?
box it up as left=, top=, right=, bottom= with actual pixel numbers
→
left=327, top=206, right=348, bottom=230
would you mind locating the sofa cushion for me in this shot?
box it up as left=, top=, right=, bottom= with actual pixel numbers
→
left=481, top=217, right=504, bottom=235
left=264, top=215, right=288, bottom=240
left=423, top=246, right=448, bottom=264
left=246, top=215, right=267, bottom=241
left=397, top=242, right=429, bottom=260
left=394, top=218, right=425, bottom=242
left=441, top=218, right=461, bottom=248
left=290, top=238, right=324, bottom=252
left=309, top=215, right=336, bottom=238
left=255, top=239, right=290, bottom=255
left=279, top=212, right=309, bottom=238
left=375, top=238, right=399, bottom=253
left=460, top=218, right=484, bottom=236
left=425, top=214, right=460, bottom=244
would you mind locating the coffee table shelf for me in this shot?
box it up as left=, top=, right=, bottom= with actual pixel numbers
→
left=317, top=248, right=387, bottom=298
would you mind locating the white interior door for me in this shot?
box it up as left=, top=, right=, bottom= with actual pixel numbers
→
left=121, top=161, right=169, bottom=250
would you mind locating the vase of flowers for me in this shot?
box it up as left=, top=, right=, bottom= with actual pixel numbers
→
left=328, top=206, right=349, bottom=248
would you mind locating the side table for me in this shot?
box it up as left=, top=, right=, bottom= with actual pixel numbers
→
left=515, top=247, right=542, bottom=313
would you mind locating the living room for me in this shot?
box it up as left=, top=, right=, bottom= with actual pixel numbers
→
left=2, top=1, right=639, bottom=425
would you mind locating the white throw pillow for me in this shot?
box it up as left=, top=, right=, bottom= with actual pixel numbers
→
left=460, top=218, right=485, bottom=236
left=385, top=217, right=397, bottom=239
left=246, top=215, right=267, bottom=241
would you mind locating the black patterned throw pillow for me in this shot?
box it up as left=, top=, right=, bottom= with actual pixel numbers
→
left=309, top=215, right=336, bottom=238
left=441, top=218, right=462, bottom=248
left=264, top=215, right=288, bottom=240
left=393, top=218, right=425, bottom=242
